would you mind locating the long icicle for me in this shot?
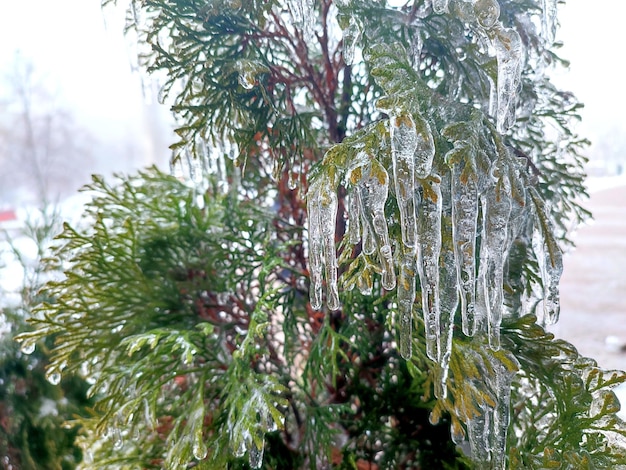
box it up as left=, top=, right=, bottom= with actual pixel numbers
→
left=398, top=246, right=417, bottom=359
left=355, top=159, right=396, bottom=291
left=479, top=170, right=512, bottom=350
left=417, top=177, right=442, bottom=361
left=451, top=157, right=479, bottom=337
left=390, top=111, right=419, bottom=248
left=436, top=172, right=459, bottom=398
left=307, top=173, right=339, bottom=310
left=491, top=26, right=523, bottom=133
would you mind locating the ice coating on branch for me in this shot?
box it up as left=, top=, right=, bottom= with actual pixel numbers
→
left=307, top=173, right=340, bottom=310
left=451, top=160, right=479, bottom=337
left=436, top=173, right=459, bottom=398
left=417, top=178, right=442, bottom=361
left=432, top=0, right=449, bottom=14
left=492, top=26, right=523, bottom=132
left=398, top=249, right=417, bottom=359
left=354, top=159, right=396, bottom=291
left=474, top=0, right=500, bottom=30
left=414, top=114, right=436, bottom=179
left=390, top=112, right=418, bottom=247
left=341, top=16, right=363, bottom=66
left=478, top=171, right=512, bottom=350
left=541, top=0, right=558, bottom=44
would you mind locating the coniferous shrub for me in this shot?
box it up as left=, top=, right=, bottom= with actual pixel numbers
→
left=18, top=1, right=626, bottom=469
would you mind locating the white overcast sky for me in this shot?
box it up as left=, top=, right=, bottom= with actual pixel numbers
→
left=0, top=0, right=624, bottom=168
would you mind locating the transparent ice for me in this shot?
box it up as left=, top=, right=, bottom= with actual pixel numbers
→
left=390, top=112, right=418, bottom=247
left=354, top=159, right=396, bottom=291
left=451, top=159, right=479, bottom=336
left=477, top=171, right=512, bottom=350
left=307, top=173, right=340, bottom=311
left=432, top=0, right=450, bottom=14
left=417, top=178, right=442, bottom=361
left=541, top=0, right=558, bottom=44
left=491, top=26, right=523, bottom=132
left=436, top=172, right=459, bottom=398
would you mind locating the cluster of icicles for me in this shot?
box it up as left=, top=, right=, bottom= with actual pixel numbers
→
left=307, top=1, right=561, bottom=468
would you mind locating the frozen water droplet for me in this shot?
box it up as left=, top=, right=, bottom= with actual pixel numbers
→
left=19, top=340, right=36, bottom=355
left=288, top=170, right=298, bottom=190
left=112, top=427, right=123, bottom=450
left=474, top=0, right=500, bottom=30
left=432, top=0, right=449, bottom=14
left=238, top=72, right=255, bottom=90
left=193, top=440, right=208, bottom=460
left=46, top=370, right=61, bottom=385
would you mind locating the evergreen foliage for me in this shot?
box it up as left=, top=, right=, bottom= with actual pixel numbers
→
left=1, top=211, right=92, bottom=469
left=16, top=0, right=626, bottom=469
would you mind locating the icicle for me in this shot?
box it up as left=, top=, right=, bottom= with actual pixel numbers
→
left=474, top=0, right=500, bottom=30
left=341, top=16, right=362, bottom=66
left=489, top=362, right=515, bottom=470
left=435, top=172, right=459, bottom=398
left=414, top=113, right=436, bottom=179
left=348, top=190, right=361, bottom=245
left=390, top=111, right=418, bottom=247
left=307, top=173, right=340, bottom=310
left=451, top=160, right=479, bottom=337
left=409, top=31, right=424, bottom=72
left=491, top=26, right=523, bottom=132
left=532, top=225, right=562, bottom=326
left=467, top=410, right=490, bottom=465
left=398, top=248, right=417, bottom=359
left=290, top=0, right=315, bottom=41
left=478, top=172, right=512, bottom=350
left=355, top=159, right=396, bottom=291
left=417, top=177, right=442, bottom=361
left=529, top=188, right=563, bottom=325
left=541, top=0, right=558, bottom=44
left=248, top=438, right=264, bottom=469
left=432, top=0, right=449, bottom=14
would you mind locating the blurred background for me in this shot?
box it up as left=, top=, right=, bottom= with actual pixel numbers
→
left=0, top=0, right=625, bottom=403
